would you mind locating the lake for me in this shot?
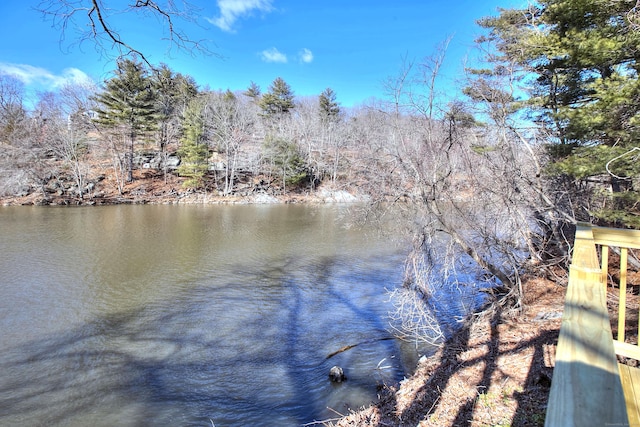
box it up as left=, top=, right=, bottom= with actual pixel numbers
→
left=0, top=204, right=425, bottom=426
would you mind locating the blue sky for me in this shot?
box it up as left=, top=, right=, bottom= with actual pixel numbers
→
left=0, top=0, right=524, bottom=108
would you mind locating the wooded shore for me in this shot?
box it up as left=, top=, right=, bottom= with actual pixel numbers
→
left=0, top=168, right=365, bottom=207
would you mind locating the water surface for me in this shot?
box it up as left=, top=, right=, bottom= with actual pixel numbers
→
left=0, top=204, right=418, bottom=426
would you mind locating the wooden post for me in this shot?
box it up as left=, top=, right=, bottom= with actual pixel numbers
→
left=545, top=224, right=628, bottom=426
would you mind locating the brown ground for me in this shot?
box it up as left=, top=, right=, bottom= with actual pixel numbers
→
left=327, top=276, right=565, bottom=427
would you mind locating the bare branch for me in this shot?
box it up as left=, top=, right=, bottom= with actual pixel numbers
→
left=629, top=0, right=640, bottom=29
left=36, top=0, right=214, bottom=66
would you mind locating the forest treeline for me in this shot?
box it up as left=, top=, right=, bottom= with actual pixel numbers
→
left=0, top=62, right=357, bottom=200
left=3, top=0, right=640, bottom=317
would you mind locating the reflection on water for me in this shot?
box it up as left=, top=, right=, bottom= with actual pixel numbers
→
left=0, top=204, right=421, bottom=426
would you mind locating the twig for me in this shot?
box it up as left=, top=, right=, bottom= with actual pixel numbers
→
left=301, top=418, right=341, bottom=426
left=326, top=407, right=345, bottom=417
left=426, top=394, right=441, bottom=416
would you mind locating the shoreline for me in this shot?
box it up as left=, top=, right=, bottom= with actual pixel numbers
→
left=328, top=276, right=564, bottom=427
left=0, top=166, right=368, bottom=207
left=0, top=187, right=367, bottom=207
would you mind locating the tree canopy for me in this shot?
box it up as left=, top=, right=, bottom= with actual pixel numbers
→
left=476, top=0, right=640, bottom=227
left=177, top=96, right=209, bottom=188
left=319, top=88, right=341, bottom=120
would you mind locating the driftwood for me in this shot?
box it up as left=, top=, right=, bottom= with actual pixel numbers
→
left=325, top=337, right=395, bottom=360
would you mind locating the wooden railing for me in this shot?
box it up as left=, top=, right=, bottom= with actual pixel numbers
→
left=545, top=224, right=640, bottom=427
left=594, top=226, right=640, bottom=362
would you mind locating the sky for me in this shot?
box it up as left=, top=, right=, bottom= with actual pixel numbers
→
left=0, top=0, right=525, bottom=109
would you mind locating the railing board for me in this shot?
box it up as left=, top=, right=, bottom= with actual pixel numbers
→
left=618, top=247, right=629, bottom=343
left=601, top=245, right=609, bottom=284
left=546, top=226, right=629, bottom=426
left=592, top=226, right=640, bottom=250
left=572, top=225, right=600, bottom=269
left=546, top=224, right=640, bottom=426
left=614, top=340, right=640, bottom=361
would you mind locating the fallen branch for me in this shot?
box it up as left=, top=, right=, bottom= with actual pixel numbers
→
left=326, top=337, right=395, bottom=360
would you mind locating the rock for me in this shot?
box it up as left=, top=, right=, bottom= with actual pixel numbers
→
left=317, top=188, right=360, bottom=203
left=252, top=193, right=279, bottom=204
left=329, top=365, right=346, bottom=383
left=534, top=311, right=563, bottom=321
left=165, top=155, right=180, bottom=169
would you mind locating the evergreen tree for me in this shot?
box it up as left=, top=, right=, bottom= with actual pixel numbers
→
left=476, top=0, right=640, bottom=227
left=152, top=64, right=198, bottom=152
left=263, top=135, right=309, bottom=191
left=259, top=77, right=295, bottom=116
left=244, top=81, right=261, bottom=100
left=177, top=97, right=209, bottom=188
left=94, top=58, right=157, bottom=182
left=319, top=87, right=340, bottom=120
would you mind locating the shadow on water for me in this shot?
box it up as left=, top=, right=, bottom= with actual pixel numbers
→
left=0, top=255, right=410, bottom=427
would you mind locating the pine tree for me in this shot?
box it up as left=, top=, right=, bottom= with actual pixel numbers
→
left=319, top=88, right=340, bottom=121
left=476, top=0, right=640, bottom=227
left=244, top=81, right=261, bottom=100
left=263, top=135, right=309, bottom=191
left=152, top=64, right=198, bottom=152
left=259, top=77, right=295, bottom=117
left=177, top=97, right=209, bottom=188
left=94, top=58, right=158, bottom=182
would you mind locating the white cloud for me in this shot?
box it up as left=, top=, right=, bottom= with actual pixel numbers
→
left=260, top=47, right=287, bottom=63
left=207, top=0, right=274, bottom=32
left=0, top=63, right=93, bottom=89
left=299, top=48, right=313, bottom=64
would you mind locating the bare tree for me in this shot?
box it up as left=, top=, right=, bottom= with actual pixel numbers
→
left=33, top=90, right=93, bottom=200
left=37, top=0, right=212, bottom=65
left=204, top=90, right=254, bottom=195
left=323, top=117, right=347, bottom=186
left=59, top=80, right=99, bottom=129
left=359, top=44, right=553, bottom=322
left=0, top=75, right=28, bottom=146
left=292, top=96, right=324, bottom=187
left=50, top=126, right=91, bottom=199
left=464, top=37, right=578, bottom=273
